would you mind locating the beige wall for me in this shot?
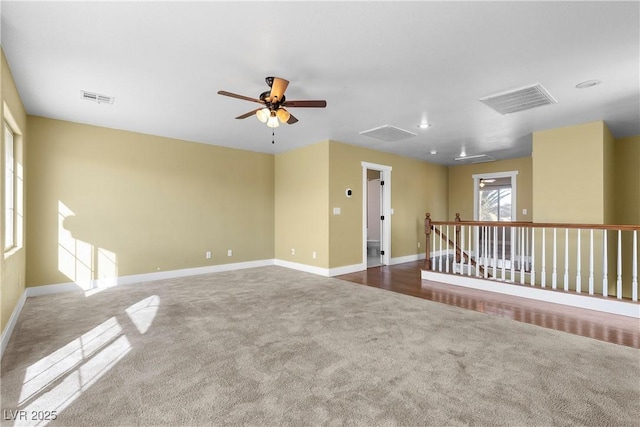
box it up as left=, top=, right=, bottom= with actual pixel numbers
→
left=274, top=141, right=330, bottom=268
left=532, top=121, right=608, bottom=224
left=328, top=141, right=448, bottom=268
left=614, top=135, right=640, bottom=298
left=614, top=135, right=640, bottom=225
left=603, top=124, right=616, bottom=225
left=26, top=117, right=274, bottom=287
left=448, top=157, right=533, bottom=222
left=1, top=49, right=28, bottom=334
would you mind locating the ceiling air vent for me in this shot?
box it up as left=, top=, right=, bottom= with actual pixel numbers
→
left=81, top=90, right=115, bottom=105
left=359, top=125, right=417, bottom=142
left=479, top=83, right=556, bottom=115
left=454, top=154, right=495, bottom=164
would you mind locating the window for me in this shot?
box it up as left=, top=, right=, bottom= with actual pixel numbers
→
left=479, top=186, right=512, bottom=222
left=473, top=171, right=518, bottom=221
left=4, top=122, right=15, bottom=251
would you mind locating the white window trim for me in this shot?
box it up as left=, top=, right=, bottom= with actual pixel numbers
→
left=473, top=170, right=518, bottom=221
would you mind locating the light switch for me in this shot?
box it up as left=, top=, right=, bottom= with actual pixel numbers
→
left=522, top=208, right=528, bottom=215
left=333, top=207, right=341, bottom=215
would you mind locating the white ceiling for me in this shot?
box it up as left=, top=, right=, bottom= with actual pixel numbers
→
left=2, top=1, right=639, bottom=165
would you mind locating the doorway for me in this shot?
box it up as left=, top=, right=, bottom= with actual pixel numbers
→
left=362, top=162, right=392, bottom=268
left=473, top=171, right=518, bottom=221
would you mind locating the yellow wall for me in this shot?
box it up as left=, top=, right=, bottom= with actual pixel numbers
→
left=532, top=121, right=607, bottom=224
left=274, top=141, right=330, bottom=268
left=328, top=141, right=448, bottom=268
left=1, top=49, right=28, bottom=334
left=603, top=124, right=616, bottom=225
left=448, top=157, right=533, bottom=222
left=614, top=135, right=640, bottom=225
left=26, top=116, right=274, bottom=287
left=614, top=135, right=640, bottom=298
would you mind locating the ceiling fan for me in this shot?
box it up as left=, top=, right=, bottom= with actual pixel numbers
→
left=218, top=77, right=327, bottom=128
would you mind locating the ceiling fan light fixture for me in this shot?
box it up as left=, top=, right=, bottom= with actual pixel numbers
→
left=267, top=111, right=280, bottom=128
left=276, top=108, right=290, bottom=123
left=256, top=108, right=270, bottom=123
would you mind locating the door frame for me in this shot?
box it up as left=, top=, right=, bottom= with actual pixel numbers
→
left=473, top=170, right=518, bottom=221
left=362, top=162, right=392, bottom=266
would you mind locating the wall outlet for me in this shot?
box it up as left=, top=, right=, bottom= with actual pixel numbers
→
left=227, top=249, right=232, bottom=257
left=291, top=248, right=295, bottom=255
left=205, top=251, right=212, bottom=259
left=522, top=208, right=528, bottom=215
left=312, top=251, right=317, bottom=259
left=333, top=207, right=341, bottom=215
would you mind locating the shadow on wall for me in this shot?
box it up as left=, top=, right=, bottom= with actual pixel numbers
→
left=58, top=201, right=118, bottom=290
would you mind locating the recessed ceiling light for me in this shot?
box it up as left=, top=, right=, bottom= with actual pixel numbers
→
left=575, top=79, right=602, bottom=89
left=430, top=149, right=437, bottom=155
left=417, top=123, right=431, bottom=129
left=459, top=150, right=467, bottom=157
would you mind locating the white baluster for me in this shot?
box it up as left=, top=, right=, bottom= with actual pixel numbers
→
left=446, top=225, right=450, bottom=273
left=552, top=228, right=557, bottom=290
left=520, top=227, right=525, bottom=284
left=541, top=228, right=546, bottom=287
left=564, top=228, right=569, bottom=291
left=576, top=229, right=581, bottom=293
left=501, top=225, right=506, bottom=281
left=460, top=226, right=465, bottom=275
left=438, top=226, right=443, bottom=272
left=509, top=227, right=517, bottom=282
left=493, top=226, right=498, bottom=278
left=633, top=230, right=638, bottom=302
left=431, top=224, right=435, bottom=270
left=469, top=225, right=474, bottom=276
left=525, top=227, right=529, bottom=272
left=531, top=228, right=536, bottom=286
left=483, top=226, right=489, bottom=278
left=453, top=225, right=458, bottom=274
left=589, top=229, right=594, bottom=295
left=616, top=229, right=622, bottom=299
left=602, top=229, right=608, bottom=297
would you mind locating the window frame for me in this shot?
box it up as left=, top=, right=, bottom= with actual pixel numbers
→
left=4, top=121, right=16, bottom=252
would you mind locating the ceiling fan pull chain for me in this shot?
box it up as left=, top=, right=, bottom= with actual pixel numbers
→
left=272, top=128, right=275, bottom=144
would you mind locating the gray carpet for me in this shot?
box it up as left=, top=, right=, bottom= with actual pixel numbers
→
left=1, top=266, right=639, bottom=426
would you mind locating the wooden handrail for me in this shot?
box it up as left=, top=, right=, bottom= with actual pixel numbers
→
left=424, top=212, right=490, bottom=277
left=432, top=223, right=490, bottom=277
left=429, top=217, right=640, bottom=231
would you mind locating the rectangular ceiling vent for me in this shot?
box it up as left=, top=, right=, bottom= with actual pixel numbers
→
left=454, top=154, right=495, bottom=164
left=81, top=90, right=115, bottom=105
left=359, top=125, right=417, bottom=142
left=479, top=83, right=556, bottom=115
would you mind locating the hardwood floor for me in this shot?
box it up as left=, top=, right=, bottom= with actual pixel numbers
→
left=336, top=261, right=640, bottom=349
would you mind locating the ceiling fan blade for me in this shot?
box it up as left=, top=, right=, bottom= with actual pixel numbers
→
left=218, top=90, right=264, bottom=104
left=269, top=77, right=289, bottom=102
left=282, top=100, right=327, bottom=108
left=235, top=108, right=262, bottom=119
left=286, top=113, right=299, bottom=125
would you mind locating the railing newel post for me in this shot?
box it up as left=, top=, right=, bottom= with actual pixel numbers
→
left=424, top=213, right=432, bottom=271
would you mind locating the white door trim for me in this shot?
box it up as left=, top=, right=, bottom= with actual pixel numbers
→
left=362, top=162, right=392, bottom=266
left=473, top=170, right=518, bottom=221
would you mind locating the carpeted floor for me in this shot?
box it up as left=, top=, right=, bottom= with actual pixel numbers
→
left=1, top=266, right=639, bottom=426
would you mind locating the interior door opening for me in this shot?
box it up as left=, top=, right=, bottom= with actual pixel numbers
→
left=362, top=162, right=392, bottom=269
left=366, top=170, right=382, bottom=267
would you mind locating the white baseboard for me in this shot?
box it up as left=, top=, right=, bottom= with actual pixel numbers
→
left=274, top=259, right=330, bottom=276
left=0, top=291, right=26, bottom=360
left=390, top=253, right=426, bottom=265
left=421, top=270, right=640, bottom=319
left=274, top=260, right=366, bottom=277
left=328, top=263, right=366, bottom=276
